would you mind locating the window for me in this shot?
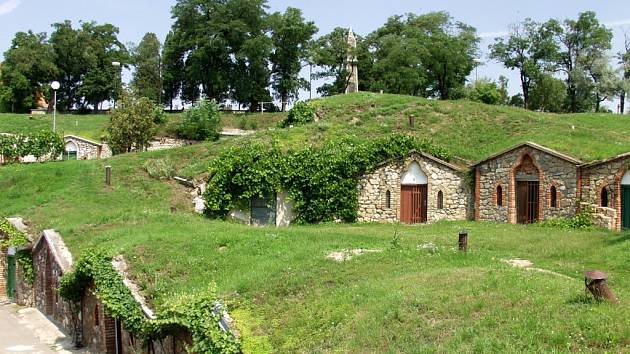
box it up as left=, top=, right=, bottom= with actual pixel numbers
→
left=496, top=185, right=503, bottom=207
left=437, top=191, right=444, bottom=209
left=94, top=304, right=100, bottom=326
left=601, top=188, right=609, bottom=208
left=385, top=190, right=391, bottom=209
left=550, top=186, right=557, bottom=208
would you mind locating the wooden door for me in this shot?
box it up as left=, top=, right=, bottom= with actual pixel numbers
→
left=7, top=255, right=15, bottom=299
left=517, top=181, right=539, bottom=224
left=622, top=186, right=630, bottom=229
left=400, top=185, right=427, bottom=224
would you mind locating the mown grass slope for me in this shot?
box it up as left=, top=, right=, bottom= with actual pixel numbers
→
left=1, top=93, right=630, bottom=352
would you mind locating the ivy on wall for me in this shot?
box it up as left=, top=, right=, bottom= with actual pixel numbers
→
left=203, top=134, right=451, bottom=223
left=0, top=219, right=35, bottom=285
left=0, top=131, right=64, bottom=163
left=58, top=250, right=241, bottom=353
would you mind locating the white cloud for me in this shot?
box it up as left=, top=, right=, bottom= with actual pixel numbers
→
left=478, top=31, right=509, bottom=39
left=605, top=19, right=630, bottom=28
left=0, top=0, right=20, bottom=16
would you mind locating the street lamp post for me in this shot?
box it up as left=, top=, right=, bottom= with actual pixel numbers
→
left=112, top=61, right=121, bottom=109
left=50, top=81, right=60, bottom=132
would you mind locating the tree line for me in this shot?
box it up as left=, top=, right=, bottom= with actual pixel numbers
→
left=0, top=1, right=628, bottom=114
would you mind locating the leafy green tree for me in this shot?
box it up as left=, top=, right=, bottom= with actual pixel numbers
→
left=131, top=33, right=162, bottom=104
left=465, top=79, right=502, bottom=105
left=49, top=21, right=93, bottom=111
left=178, top=99, right=222, bottom=141
left=107, top=92, right=157, bottom=154
left=311, top=27, right=354, bottom=96
left=489, top=18, right=559, bottom=109
left=529, top=74, right=566, bottom=112
left=0, top=31, right=57, bottom=113
left=617, top=33, right=630, bottom=114
left=553, top=12, right=613, bottom=112
left=161, top=31, right=184, bottom=110
left=77, top=22, right=128, bottom=111
left=356, top=12, right=479, bottom=99
left=587, top=55, right=620, bottom=112
left=269, top=7, right=317, bottom=111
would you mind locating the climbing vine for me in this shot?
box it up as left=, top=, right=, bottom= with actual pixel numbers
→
left=203, top=134, right=451, bottom=223
left=58, top=250, right=240, bottom=353
left=0, top=131, right=64, bottom=163
left=0, top=218, right=34, bottom=285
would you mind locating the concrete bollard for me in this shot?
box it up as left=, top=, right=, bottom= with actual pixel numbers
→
left=105, top=166, right=112, bottom=187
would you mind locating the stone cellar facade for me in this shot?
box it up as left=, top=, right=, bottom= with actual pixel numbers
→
left=358, top=142, right=629, bottom=231
left=473, top=142, right=582, bottom=224
left=358, top=151, right=470, bottom=223
left=63, top=135, right=112, bottom=160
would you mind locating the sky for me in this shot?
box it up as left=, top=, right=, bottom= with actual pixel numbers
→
left=1, top=0, right=629, bottom=109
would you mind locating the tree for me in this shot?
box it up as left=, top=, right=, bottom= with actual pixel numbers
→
left=529, top=74, right=566, bottom=112
left=489, top=18, right=559, bottom=109
left=356, top=12, right=479, bottom=99
left=554, top=12, right=613, bottom=112
left=465, top=79, right=501, bottom=105
left=269, top=7, right=317, bottom=111
left=77, top=22, right=128, bottom=111
left=311, top=27, right=354, bottom=96
left=49, top=21, right=93, bottom=111
left=618, top=32, right=630, bottom=114
left=161, top=31, right=184, bottom=110
left=587, top=55, right=620, bottom=112
left=178, top=99, right=222, bottom=141
left=132, top=33, right=162, bottom=104
left=107, top=92, right=157, bottom=154
left=0, top=31, right=57, bottom=113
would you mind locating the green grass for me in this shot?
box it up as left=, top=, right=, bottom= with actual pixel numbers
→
left=0, top=113, right=110, bottom=141
left=1, top=143, right=630, bottom=352
left=1, top=93, right=630, bottom=352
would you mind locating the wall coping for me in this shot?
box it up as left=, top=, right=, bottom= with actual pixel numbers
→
left=63, top=135, right=104, bottom=147
left=374, top=150, right=467, bottom=173
left=579, top=152, right=630, bottom=168
left=471, top=142, right=583, bottom=167
left=33, top=230, right=74, bottom=273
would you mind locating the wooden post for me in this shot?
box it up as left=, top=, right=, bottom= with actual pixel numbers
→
left=585, top=271, right=619, bottom=304
left=409, top=115, right=415, bottom=128
left=458, top=231, right=468, bottom=252
left=105, top=166, right=112, bottom=187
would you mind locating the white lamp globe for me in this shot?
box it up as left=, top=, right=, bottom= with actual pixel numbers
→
left=51, top=81, right=60, bottom=90
left=112, top=61, right=121, bottom=67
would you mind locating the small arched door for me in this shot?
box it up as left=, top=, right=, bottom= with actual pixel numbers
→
left=400, top=162, right=428, bottom=224
left=622, top=171, right=630, bottom=229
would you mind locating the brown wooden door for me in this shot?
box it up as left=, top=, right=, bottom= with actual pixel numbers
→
left=517, top=181, right=539, bottom=224
left=400, top=185, right=427, bottom=224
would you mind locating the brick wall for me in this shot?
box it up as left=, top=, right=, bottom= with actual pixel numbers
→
left=476, top=146, right=579, bottom=223
left=0, top=247, right=6, bottom=298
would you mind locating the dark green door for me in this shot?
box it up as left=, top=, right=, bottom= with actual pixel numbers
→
left=622, top=186, right=630, bottom=229
left=6, top=255, right=15, bottom=299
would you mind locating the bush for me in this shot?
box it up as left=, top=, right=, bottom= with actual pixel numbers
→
left=143, top=159, right=175, bottom=180
left=465, top=80, right=502, bottom=105
left=178, top=99, right=222, bottom=141
left=539, top=206, right=594, bottom=229
left=153, top=107, right=168, bottom=124
left=0, top=130, right=64, bottom=162
left=108, top=92, right=157, bottom=154
left=279, top=101, right=315, bottom=128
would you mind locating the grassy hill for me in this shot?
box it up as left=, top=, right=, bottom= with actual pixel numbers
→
left=1, top=93, right=630, bottom=352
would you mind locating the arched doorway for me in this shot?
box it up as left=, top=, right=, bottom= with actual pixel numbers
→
left=514, top=154, right=541, bottom=224
left=622, top=171, right=630, bottom=229
left=400, top=162, right=428, bottom=224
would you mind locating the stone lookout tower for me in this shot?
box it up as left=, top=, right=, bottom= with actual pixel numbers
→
left=345, top=28, right=359, bottom=94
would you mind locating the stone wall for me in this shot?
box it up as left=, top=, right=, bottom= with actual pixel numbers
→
left=64, top=136, right=112, bottom=160
left=476, top=146, right=579, bottom=223
left=580, top=155, right=630, bottom=230
left=357, top=153, right=469, bottom=223
left=14, top=253, right=34, bottom=307
left=0, top=246, right=5, bottom=298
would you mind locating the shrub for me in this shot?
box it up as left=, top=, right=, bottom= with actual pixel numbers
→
left=143, top=159, right=175, bottom=180
left=0, top=131, right=64, bottom=162
left=539, top=206, right=594, bottom=229
left=153, top=107, right=168, bottom=124
left=108, top=92, right=157, bottom=154
left=279, top=101, right=315, bottom=128
left=178, top=99, right=222, bottom=141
